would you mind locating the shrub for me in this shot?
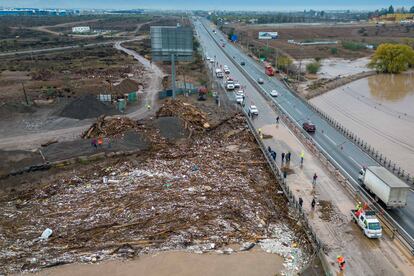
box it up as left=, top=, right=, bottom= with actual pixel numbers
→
left=306, top=61, right=321, bottom=74
left=342, top=41, right=365, bottom=51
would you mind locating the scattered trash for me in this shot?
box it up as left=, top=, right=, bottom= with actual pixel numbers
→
left=40, top=228, right=53, bottom=240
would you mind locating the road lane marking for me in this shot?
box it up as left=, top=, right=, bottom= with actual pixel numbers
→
left=348, top=156, right=363, bottom=169
left=324, top=133, right=337, bottom=146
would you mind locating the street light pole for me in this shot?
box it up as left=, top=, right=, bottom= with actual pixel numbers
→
left=171, top=54, right=176, bottom=99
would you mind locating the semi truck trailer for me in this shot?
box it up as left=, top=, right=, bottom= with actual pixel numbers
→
left=358, top=166, right=410, bottom=208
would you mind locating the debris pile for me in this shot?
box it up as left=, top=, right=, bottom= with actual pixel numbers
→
left=58, top=94, right=118, bottom=120
left=82, top=116, right=139, bottom=139
left=113, top=79, right=142, bottom=95
left=156, top=99, right=211, bottom=131
left=0, top=98, right=311, bottom=274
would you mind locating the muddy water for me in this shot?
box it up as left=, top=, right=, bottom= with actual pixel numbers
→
left=37, top=250, right=284, bottom=276
left=310, top=71, right=414, bottom=175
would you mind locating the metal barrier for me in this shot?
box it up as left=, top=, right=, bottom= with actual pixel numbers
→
left=206, top=58, right=334, bottom=275
left=200, top=20, right=414, bottom=255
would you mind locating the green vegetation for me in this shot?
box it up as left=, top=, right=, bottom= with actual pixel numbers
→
left=276, top=56, right=292, bottom=72
left=342, top=41, right=365, bottom=51
left=330, top=47, right=338, bottom=55
left=369, top=43, right=414, bottom=73
left=306, top=60, right=321, bottom=74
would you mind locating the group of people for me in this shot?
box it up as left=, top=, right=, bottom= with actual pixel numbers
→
left=91, top=137, right=111, bottom=149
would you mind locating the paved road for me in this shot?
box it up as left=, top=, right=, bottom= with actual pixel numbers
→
left=194, top=18, right=414, bottom=242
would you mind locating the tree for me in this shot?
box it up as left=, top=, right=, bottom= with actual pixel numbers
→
left=388, top=5, right=394, bottom=14
left=410, top=6, right=414, bottom=13
left=369, top=43, right=414, bottom=73
left=306, top=60, right=321, bottom=74
left=276, top=56, right=292, bottom=72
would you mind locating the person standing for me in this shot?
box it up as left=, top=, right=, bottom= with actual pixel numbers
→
left=300, top=151, right=304, bottom=164
left=299, top=197, right=303, bottom=207
left=311, top=197, right=316, bottom=209
left=283, top=170, right=287, bottom=181
left=312, top=173, right=318, bottom=185
left=91, top=138, right=97, bottom=150
left=337, top=255, right=346, bottom=271
left=97, top=137, right=103, bottom=148
left=281, top=152, right=285, bottom=163
left=276, top=116, right=279, bottom=124
left=286, top=151, right=291, bottom=162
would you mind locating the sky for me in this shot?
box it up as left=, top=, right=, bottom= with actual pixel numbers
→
left=0, top=0, right=413, bottom=11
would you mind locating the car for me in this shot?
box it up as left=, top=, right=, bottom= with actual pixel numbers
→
left=240, top=61, right=246, bottom=66
left=224, top=68, right=230, bottom=74
left=248, top=105, right=259, bottom=116
left=303, top=122, right=316, bottom=132
left=236, top=90, right=244, bottom=96
left=210, top=58, right=215, bottom=63
left=226, top=83, right=235, bottom=90
left=270, top=90, right=279, bottom=97
left=222, top=43, right=226, bottom=47
left=257, top=78, right=264, bottom=84
left=235, top=95, right=244, bottom=104
left=206, top=56, right=211, bottom=61
left=234, top=83, right=241, bottom=89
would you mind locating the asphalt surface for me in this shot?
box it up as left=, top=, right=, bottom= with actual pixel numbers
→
left=194, top=18, right=414, bottom=242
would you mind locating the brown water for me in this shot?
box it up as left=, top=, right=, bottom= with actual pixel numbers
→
left=36, top=250, right=284, bottom=276
left=311, top=71, right=414, bottom=175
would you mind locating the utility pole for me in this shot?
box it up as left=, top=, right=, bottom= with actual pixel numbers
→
left=171, top=53, right=176, bottom=99
left=21, top=82, right=29, bottom=105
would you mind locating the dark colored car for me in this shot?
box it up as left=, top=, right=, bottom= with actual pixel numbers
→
left=303, top=122, right=316, bottom=132
left=241, top=61, right=246, bottom=66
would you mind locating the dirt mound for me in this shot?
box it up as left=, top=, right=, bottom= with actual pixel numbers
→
left=0, top=103, right=35, bottom=118
left=152, top=117, right=188, bottom=141
left=58, top=94, right=118, bottom=120
left=156, top=99, right=210, bottom=132
left=113, top=79, right=142, bottom=95
left=82, top=115, right=138, bottom=139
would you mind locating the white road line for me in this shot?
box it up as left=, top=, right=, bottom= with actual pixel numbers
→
left=294, top=108, right=303, bottom=116
left=348, top=155, right=363, bottom=169
left=324, top=133, right=337, bottom=146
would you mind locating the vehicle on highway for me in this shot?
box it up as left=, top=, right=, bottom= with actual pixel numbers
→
left=236, top=90, right=244, bottom=96
left=226, top=79, right=235, bottom=91
left=240, top=61, right=246, bottom=66
left=257, top=78, right=264, bottom=84
left=235, top=94, right=244, bottom=104
left=234, top=83, right=241, bottom=89
left=351, top=209, right=382, bottom=239
left=210, top=58, right=215, bottom=63
left=224, top=67, right=230, bottom=74
left=206, top=56, right=211, bottom=61
left=222, top=43, right=226, bottom=47
left=302, top=122, right=316, bottom=132
left=248, top=105, right=259, bottom=116
left=264, top=62, right=275, bottom=76
left=270, top=90, right=279, bottom=97
left=215, top=68, right=223, bottom=78
left=358, top=166, right=410, bottom=208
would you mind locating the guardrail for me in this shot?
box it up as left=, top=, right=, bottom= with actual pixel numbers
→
left=203, top=42, right=334, bottom=275
left=199, top=19, right=414, bottom=255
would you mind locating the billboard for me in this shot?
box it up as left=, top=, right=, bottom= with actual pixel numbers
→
left=150, top=26, right=193, bottom=61
left=258, top=32, right=278, bottom=40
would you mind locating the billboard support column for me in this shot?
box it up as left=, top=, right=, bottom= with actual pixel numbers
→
left=171, top=54, right=176, bottom=99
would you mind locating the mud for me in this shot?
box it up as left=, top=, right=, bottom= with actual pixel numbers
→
left=310, top=71, right=414, bottom=176
left=37, top=250, right=284, bottom=276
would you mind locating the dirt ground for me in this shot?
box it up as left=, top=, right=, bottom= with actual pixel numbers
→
left=0, top=95, right=312, bottom=275
left=0, top=46, right=145, bottom=103
left=231, top=22, right=414, bottom=59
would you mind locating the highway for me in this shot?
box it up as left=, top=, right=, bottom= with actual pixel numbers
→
left=194, top=18, right=414, bottom=244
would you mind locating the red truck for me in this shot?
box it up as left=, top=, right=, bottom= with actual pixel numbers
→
left=264, top=62, right=275, bottom=76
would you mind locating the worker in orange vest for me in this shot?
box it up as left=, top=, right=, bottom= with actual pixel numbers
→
left=337, top=255, right=346, bottom=271
left=97, top=137, right=103, bottom=148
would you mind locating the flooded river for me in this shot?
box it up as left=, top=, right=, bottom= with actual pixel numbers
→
left=310, top=71, right=414, bottom=176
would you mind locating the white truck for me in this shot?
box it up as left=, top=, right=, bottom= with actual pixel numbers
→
left=226, top=79, right=235, bottom=91
left=351, top=209, right=382, bottom=239
left=358, top=166, right=410, bottom=208
left=215, top=68, right=223, bottom=78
